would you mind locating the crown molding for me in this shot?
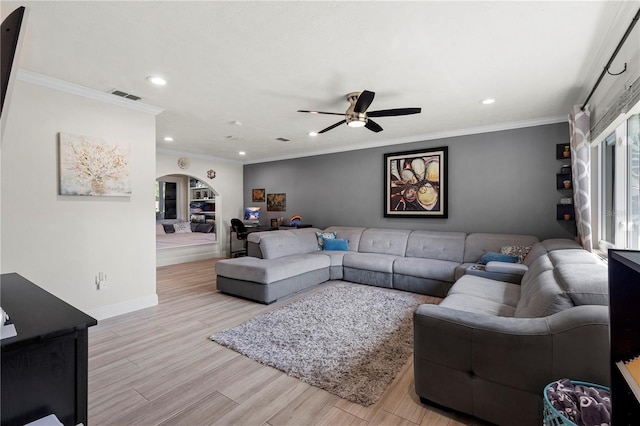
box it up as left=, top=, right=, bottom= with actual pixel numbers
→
left=244, top=115, right=567, bottom=164
left=156, top=147, right=243, bottom=164
left=17, top=69, right=164, bottom=115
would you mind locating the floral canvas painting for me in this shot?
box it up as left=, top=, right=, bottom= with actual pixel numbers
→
left=59, top=132, right=131, bottom=196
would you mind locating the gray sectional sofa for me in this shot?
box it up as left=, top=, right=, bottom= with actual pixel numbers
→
left=214, top=226, right=609, bottom=426
left=414, top=238, right=609, bottom=426
left=216, top=226, right=539, bottom=302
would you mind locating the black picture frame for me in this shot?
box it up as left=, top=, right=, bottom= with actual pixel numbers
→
left=384, top=146, right=448, bottom=218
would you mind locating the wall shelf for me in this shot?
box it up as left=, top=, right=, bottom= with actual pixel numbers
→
left=556, top=143, right=571, bottom=160
left=557, top=204, right=575, bottom=221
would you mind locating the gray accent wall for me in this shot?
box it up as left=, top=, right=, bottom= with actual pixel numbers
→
left=244, top=123, right=574, bottom=240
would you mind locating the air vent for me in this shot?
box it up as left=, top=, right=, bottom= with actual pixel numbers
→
left=110, top=89, right=141, bottom=101
left=276, top=137, right=290, bottom=142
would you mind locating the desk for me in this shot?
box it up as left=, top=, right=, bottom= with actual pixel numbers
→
left=1, top=273, right=97, bottom=426
left=229, top=225, right=271, bottom=257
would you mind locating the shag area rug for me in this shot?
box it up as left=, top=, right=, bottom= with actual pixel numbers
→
left=211, top=283, right=423, bottom=406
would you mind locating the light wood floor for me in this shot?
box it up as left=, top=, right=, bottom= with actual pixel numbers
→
left=88, top=258, right=486, bottom=426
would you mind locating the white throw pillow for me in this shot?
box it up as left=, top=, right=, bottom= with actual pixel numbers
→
left=173, top=222, right=192, bottom=233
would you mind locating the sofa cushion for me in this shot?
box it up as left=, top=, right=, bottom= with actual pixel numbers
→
left=358, top=228, right=411, bottom=256
left=394, top=257, right=459, bottom=282
left=522, top=242, right=548, bottom=266
left=259, top=232, right=302, bottom=259
left=521, top=254, right=554, bottom=286
left=405, top=231, right=466, bottom=262
left=439, top=293, right=517, bottom=317
left=548, top=249, right=601, bottom=266
left=542, top=238, right=583, bottom=252
left=554, top=264, right=608, bottom=306
left=215, top=254, right=329, bottom=284
left=292, top=228, right=321, bottom=253
left=448, top=275, right=521, bottom=309
left=463, top=233, right=539, bottom=263
left=514, top=270, right=573, bottom=318
left=311, top=250, right=347, bottom=266
left=343, top=252, right=399, bottom=273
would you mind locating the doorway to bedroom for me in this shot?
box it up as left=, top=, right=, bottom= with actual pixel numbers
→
left=156, top=174, right=221, bottom=266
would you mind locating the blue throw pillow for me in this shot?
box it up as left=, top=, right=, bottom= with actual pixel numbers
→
left=478, top=252, right=519, bottom=265
left=323, top=238, right=349, bottom=251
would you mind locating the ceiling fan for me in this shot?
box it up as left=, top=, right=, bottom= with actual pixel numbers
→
left=298, top=90, right=421, bottom=134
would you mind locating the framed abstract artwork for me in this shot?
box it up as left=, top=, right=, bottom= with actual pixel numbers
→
left=384, top=146, right=448, bottom=218
left=59, top=132, right=131, bottom=196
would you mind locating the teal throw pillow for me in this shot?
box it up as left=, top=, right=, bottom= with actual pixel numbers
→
left=323, top=238, right=349, bottom=251
left=316, top=231, right=336, bottom=249
left=478, top=252, right=519, bottom=265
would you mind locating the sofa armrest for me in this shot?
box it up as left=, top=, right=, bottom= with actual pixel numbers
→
left=462, top=262, right=526, bottom=284
left=414, top=304, right=610, bottom=393
left=485, top=261, right=528, bottom=275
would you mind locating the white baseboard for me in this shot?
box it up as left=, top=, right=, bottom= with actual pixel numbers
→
left=156, top=249, right=221, bottom=266
left=86, top=293, right=159, bottom=320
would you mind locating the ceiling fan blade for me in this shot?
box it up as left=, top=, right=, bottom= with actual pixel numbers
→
left=354, top=90, right=375, bottom=113
left=297, top=110, right=345, bottom=116
left=365, top=119, right=383, bottom=133
left=318, top=120, right=346, bottom=134
left=367, top=107, right=422, bottom=117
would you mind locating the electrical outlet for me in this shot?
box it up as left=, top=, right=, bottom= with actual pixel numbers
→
left=95, top=272, right=108, bottom=290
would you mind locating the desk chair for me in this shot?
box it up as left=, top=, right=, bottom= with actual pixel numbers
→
left=230, top=218, right=249, bottom=257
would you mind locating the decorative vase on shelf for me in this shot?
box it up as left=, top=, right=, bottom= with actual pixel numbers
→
left=563, top=180, right=571, bottom=189
left=563, top=146, right=570, bottom=157
left=564, top=213, right=571, bottom=221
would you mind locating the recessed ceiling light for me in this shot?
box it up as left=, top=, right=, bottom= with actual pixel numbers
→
left=146, top=76, right=167, bottom=86
left=238, top=151, right=246, bottom=156
left=308, top=131, right=318, bottom=137
left=163, top=136, right=173, bottom=142
left=481, top=98, right=495, bottom=105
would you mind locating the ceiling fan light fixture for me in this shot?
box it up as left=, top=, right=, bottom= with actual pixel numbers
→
left=308, top=131, right=318, bottom=136
left=347, top=120, right=366, bottom=128
left=481, top=98, right=495, bottom=105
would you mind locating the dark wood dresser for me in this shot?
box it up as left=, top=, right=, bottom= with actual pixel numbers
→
left=1, top=273, right=97, bottom=426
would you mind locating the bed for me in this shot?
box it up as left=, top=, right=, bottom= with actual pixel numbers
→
left=156, top=222, right=220, bottom=266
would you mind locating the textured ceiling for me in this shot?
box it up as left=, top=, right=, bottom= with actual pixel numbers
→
left=2, top=1, right=637, bottom=163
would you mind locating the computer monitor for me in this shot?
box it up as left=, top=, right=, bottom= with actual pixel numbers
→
left=243, top=207, right=261, bottom=225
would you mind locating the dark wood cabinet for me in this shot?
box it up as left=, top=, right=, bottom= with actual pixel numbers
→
left=1, top=273, right=97, bottom=426
left=608, top=250, right=640, bottom=425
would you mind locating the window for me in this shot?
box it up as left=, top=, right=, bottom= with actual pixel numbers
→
left=599, top=112, right=640, bottom=250
left=601, top=133, right=616, bottom=245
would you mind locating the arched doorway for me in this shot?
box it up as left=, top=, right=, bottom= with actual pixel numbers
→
left=156, top=174, right=221, bottom=265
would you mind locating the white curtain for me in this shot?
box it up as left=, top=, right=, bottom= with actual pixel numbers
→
left=569, top=105, right=592, bottom=251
